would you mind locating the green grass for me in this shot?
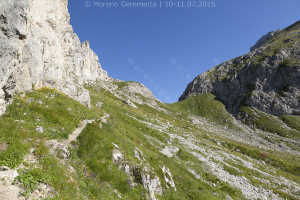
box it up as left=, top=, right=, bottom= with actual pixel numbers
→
left=14, top=143, right=83, bottom=199
left=76, top=86, right=247, bottom=200
left=0, top=88, right=111, bottom=199
left=273, top=189, right=300, bottom=200
left=4, top=88, right=102, bottom=139
left=222, top=140, right=300, bottom=178
left=76, top=102, right=211, bottom=199
left=240, top=107, right=300, bottom=139
left=280, top=115, right=300, bottom=132
left=169, top=93, right=239, bottom=130
left=112, top=81, right=137, bottom=90
left=77, top=122, right=145, bottom=199
left=0, top=119, right=32, bottom=168
left=223, top=165, right=241, bottom=176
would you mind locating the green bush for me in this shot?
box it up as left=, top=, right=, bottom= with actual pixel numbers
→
left=14, top=168, right=45, bottom=195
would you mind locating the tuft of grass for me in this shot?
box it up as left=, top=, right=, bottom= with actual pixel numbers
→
left=279, top=59, right=293, bottom=68
left=280, top=115, right=300, bottom=132
left=77, top=121, right=145, bottom=198
left=223, top=165, right=241, bottom=176
left=112, top=81, right=137, bottom=90
left=273, top=189, right=300, bottom=200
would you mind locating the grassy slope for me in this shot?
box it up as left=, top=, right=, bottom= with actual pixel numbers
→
left=168, top=93, right=239, bottom=130
left=83, top=86, right=236, bottom=200
left=240, top=107, right=300, bottom=139
left=0, top=86, right=299, bottom=199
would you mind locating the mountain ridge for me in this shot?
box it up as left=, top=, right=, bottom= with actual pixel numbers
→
left=179, top=21, right=300, bottom=116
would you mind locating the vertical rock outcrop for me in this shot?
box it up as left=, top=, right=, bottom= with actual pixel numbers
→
left=0, top=0, right=110, bottom=114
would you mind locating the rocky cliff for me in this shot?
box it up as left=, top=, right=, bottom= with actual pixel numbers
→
left=179, top=21, right=300, bottom=116
left=0, top=0, right=111, bottom=115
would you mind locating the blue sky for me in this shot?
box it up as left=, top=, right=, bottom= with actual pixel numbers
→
left=68, top=0, right=300, bottom=103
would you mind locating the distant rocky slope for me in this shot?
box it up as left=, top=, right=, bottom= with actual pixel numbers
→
left=179, top=21, right=300, bottom=116
left=0, top=0, right=111, bottom=115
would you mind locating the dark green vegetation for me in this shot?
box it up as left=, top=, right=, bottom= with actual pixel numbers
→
left=0, top=120, right=29, bottom=168
left=0, top=85, right=299, bottom=199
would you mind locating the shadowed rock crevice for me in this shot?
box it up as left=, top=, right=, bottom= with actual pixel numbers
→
left=2, top=74, right=16, bottom=101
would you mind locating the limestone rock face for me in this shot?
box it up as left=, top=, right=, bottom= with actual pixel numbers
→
left=250, top=30, right=281, bottom=51
left=179, top=21, right=300, bottom=116
left=0, top=0, right=110, bottom=114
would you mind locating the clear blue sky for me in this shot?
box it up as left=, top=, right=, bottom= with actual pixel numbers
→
left=68, top=0, right=300, bottom=103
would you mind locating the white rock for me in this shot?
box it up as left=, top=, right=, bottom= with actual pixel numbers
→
left=96, top=101, right=103, bottom=108
left=45, top=140, right=70, bottom=159
left=112, top=143, right=119, bottom=149
left=161, top=166, right=176, bottom=191
left=160, top=146, right=179, bottom=158
left=112, top=149, right=125, bottom=164
left=35, top=126, right=44, bottom=133
left=100, top=113, right=109, bottom=123
left=141, top=168, right=162, bottom=200
left=124, top=99, right=137, bottom=108
left=0, top=166, right=25, bottom=200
